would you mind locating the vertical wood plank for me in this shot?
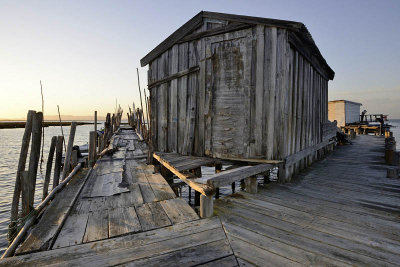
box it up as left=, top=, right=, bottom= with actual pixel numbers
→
left=157, top=53, right=168, bottom=152
left=53, top=136, right=63, bottom=189
left=204, top=39, right=213, bottom=156
left=183, top=41, right=198, bottom=155
left=296, top=55, right=304, bottom=171
left=178, top=42, right=188, bottom=154
left=62, top=122, right=77, bottom=179
left=43, top=136, right=57, bottom=200
left=10, top=110, right=35, bottom=240
left=254, top=25, right=265, bottom=156
left=265, top=27, right=277, bottom=160
left=197, top=37, right=206, bottom=156
left=27, top=112, right=43, bottom=208
left=150, top=61, right=158, bottom=151
left=168, top=45, right=179, bottom=152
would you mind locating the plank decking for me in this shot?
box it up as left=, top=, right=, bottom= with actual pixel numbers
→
left=3, top=134, right=400, bottom=266
left=215, top=135, right=400, bottom=266
left=16, top=127, right=199, bottom=254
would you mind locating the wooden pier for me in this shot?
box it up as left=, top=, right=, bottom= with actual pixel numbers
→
left=1, top=133, right=400, bottom=266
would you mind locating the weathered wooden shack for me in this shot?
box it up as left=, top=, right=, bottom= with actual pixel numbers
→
left=141, top=11, right=336, bottom=181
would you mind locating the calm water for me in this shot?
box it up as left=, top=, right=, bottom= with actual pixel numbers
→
left=0, top=120, right=399, bottom=254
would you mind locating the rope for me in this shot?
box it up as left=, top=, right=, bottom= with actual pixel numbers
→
left=7, top=209, right=38, bottom=243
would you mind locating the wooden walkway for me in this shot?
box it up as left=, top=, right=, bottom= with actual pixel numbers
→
left=9, top=127, right=201, bottom=257
left=2, top=134, right=400, bottom=266
left=215, top=135, right=400, bottom=266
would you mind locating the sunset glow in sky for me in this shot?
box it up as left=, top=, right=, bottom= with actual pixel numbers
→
left=1, top=0, right=399, bottom=119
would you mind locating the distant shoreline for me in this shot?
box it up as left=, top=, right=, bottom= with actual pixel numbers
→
left=0, top=121, right=94, bottom=129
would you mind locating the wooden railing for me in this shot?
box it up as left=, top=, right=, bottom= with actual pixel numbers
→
left=322, top=121, right=338, bottom=141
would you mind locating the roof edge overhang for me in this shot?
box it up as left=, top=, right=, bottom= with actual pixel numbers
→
left=140, top=11, right=334, bottom=80
left=329, top=100, right=362, bottom=106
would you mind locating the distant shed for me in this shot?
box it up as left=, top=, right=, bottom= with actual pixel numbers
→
left=141, top=11, right=335, bottom=181
left=328, top=100, right=362, bottom=127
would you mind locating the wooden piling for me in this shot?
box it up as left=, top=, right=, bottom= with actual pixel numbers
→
left=215, top=163, right=222, bottom=199
left=94, top=111, right=98, bottom=148
left=9, top=110, right=34, bottom=241
left=27, top=112, right=43, bottom=212
left=20, top=171, right=31, bottom=217
left=62, top=122, right=77, bottom=180
left=89, top=131, right=97, bottom=167
left=200, top=194, right=214, bottom=218
left=245, top=176, right=258, bottom=194
left=53, top=136, right=64, bottom=189
left=193, top=167, right=202, bottom=206
left=387, top=168, right=399, bottom=178
left=71, top=150, right=78, bottom=167
left=42, top=136, right=57, bottom=200
left=385, top=137, right=396, bottom=165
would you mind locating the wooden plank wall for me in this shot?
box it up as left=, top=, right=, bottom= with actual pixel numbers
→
left=148, top=18, right=228, bottom=155
left=148, top=21, right=330, bottom=177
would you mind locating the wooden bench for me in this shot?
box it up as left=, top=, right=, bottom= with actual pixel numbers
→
left=153, top=152, right=275, bottom=218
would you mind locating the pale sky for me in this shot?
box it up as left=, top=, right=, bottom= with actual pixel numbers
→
left=1, top=0, right=399, bottom=119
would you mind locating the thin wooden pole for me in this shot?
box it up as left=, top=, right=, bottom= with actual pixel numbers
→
left=9, top=110, right=35, bottom=242
left=57, top=105, right=67, bottom=152
left=26, top=112, right=43, bottom=212
left=144, top=88, right=149, bottom=135
left=42, top=136, right=57, bottom=200
left=62, top=122, right=77, bottom=180
left=39, top=81, right=45, bottom=172
left=136, top=68, right=144, bottom=120
left=53, top=136, right=64, bottom=188
left=94, top=111, right=98, bottom=148
left=89, top=131, right=97, bottom=167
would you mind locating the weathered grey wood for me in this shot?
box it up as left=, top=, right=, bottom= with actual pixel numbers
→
left=1, top=217, right=223, bottom=265
left=136, top=202, right=171, bottom=231
left=196, top=164, right=273, bottom=188
left=52, top=213, right=89, bottom=249
left=200, top=194, right=214, bottom=218
left=285, top=138, right=331, bottom=166
left=27, top=111, right=43, bottom=210
left=71, top=150, right=78, bottom=167
left=160, top=198, right=199, bottom=223
left=43, top=136, right=57, bottom=200
left=177, top=42, right=188, bottom=154
left=197, top=255, right=238, bottom=267
left=244, top=176, right=257, bottom=194
left=266, top=27, right=277, bottom=160
left=9, top=110, right=35, bottom=241
left=148, top=66, right=199, bottom=89
left=109, top=207, right=141, bottom=237
left=221, top=215, right=349, bottom=267
left=125, top=239, right=233, bottom=267
left=89, top=131, right=97, bottom=167
left=9, top=164, right=86, bottom=257
left=168, top=44, right=178, bottom=152
left=62, top=122, right=77, bottom=179
left=218, top=202, right=400, bottom=266
left=152, top=153, right=212, bottom=196
left=254, top=25, right=264, bottom=156
left=182, top=42, right=198, bottom=155
left=140, top=165, right=176, bottom=201
left=196, top=37, right=206, bottom=156
left=83, top=210, right=109, bottom=243
left=20, top=171, right=31, bottom=217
